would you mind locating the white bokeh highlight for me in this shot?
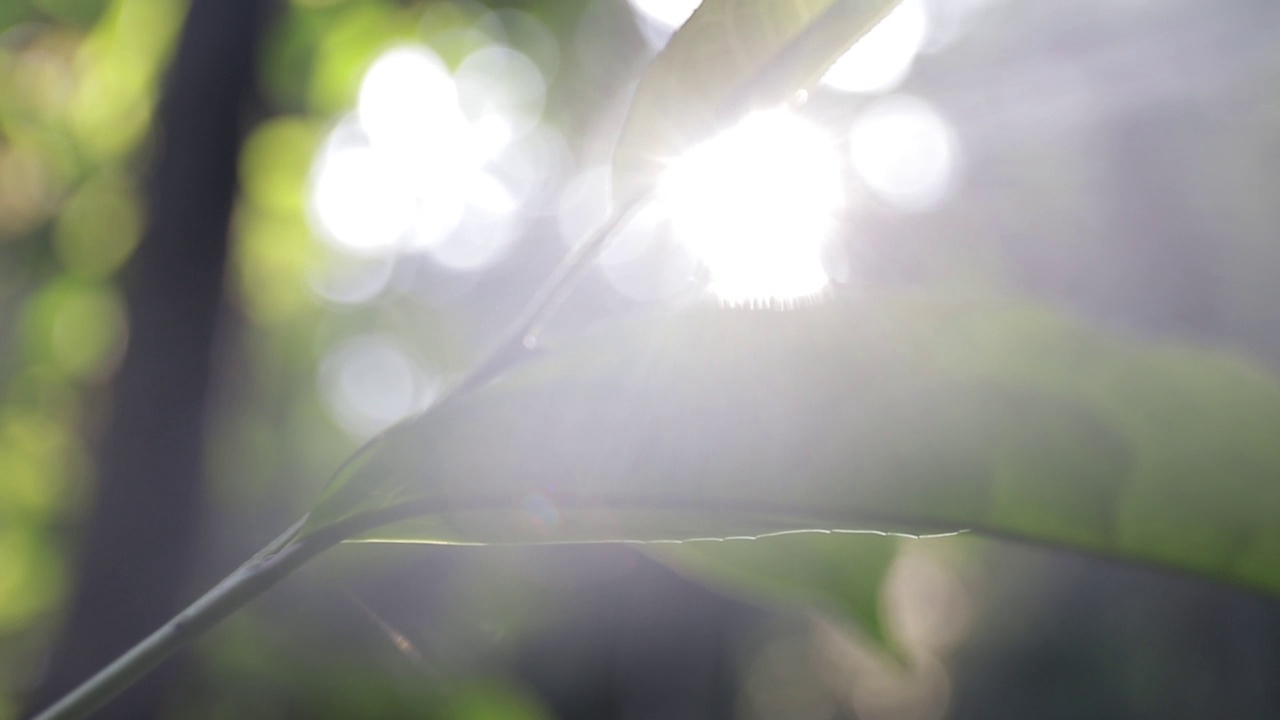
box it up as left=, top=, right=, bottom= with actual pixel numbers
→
left=310, top=141, right=418, bottom=254
left=319, top=334, right=438, bottom=439
left=849, top=95, right=958, bottom=211
left=308, top=43, right=548, bottom=274
left=358, top=46, right=466, bottom=158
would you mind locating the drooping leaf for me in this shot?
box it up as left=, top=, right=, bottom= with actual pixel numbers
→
left=651, top=533, right=903, bottom=657
left=304, top=291, right=1280, bottom=598
left=612, top=0, right=903, bottom=201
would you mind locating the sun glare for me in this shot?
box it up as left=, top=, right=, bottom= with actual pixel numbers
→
left=658, top=108, right=844, bottom=306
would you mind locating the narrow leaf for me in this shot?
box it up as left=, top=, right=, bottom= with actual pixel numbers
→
left=652, top=533, right=903, bottom=656
left=612, top=0, right=903, bottom=200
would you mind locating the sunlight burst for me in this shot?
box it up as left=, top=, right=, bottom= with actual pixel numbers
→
left=658, top=108, right=844, bottom=306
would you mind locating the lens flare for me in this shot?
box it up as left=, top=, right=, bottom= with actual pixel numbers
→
left=658, top=108, right=844, bottom=306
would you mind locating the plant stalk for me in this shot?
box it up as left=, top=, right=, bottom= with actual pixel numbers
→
left=447, top=191, right=650, bottom=398
left=30, top=519, right=337, bottom=720
left=31, top=192, right=653, bottom=720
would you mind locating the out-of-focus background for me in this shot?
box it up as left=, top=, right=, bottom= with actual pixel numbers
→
left=2, top=0, right=1279, bottom=718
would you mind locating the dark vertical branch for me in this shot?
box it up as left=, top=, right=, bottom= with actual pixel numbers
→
left=28, top=0, right=274, bottom=717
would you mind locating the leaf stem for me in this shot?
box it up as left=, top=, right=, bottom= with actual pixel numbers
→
left=32, top=192, right=654, bottom=720
left=29, top=518, right=339, bottom=720
left=445, top=191, right=650, bottom=398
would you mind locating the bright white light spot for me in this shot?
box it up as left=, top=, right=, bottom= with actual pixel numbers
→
left=470, top=172, right=520, bottom=216
left=411, top=180, right=468, bottom=251
left=309, top=46, right=477, bottom=256
left=659, top=108, right=843, bottom=306
left=822, top=0, right=928, bottom=94
left=470, top=114, right=516, bottom=162
left=320, top=335, right=437, bottom=438
left=310, top=43, right=548, bottom=269
left=849, top=95, right=958, bottom=211
left=358, top=46, right=465, bottom=158
left=357, top=46, right=480, bottom=252
left=310, top=143, right=416, bottom=253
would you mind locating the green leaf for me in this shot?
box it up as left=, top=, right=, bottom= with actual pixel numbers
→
left=304, top=291, right=1280, bottom=599
left=651, top=533, right=902, bottom=657
left=612, top=0, right=903, bottom=201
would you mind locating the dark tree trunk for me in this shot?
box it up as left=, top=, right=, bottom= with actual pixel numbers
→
left=27, top=0, right=273, bottom=717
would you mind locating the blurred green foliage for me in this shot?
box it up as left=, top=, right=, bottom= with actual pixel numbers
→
left=0, top=4, right=181, bottom=715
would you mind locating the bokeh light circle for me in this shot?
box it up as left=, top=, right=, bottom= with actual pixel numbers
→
left=849, top=95, right=958, bottom=211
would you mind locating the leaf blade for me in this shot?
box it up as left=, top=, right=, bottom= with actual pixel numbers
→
left=612, top=0, right=903, bottom=200
left=651, top=533, right=903, bottom=656
left=305, top=292, right=1280, bottom=598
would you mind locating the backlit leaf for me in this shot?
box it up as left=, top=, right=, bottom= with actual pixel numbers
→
left=651, top=533, right=903, bottom=656
left=612, top=0, right=903, bottom=200
left=304, top=291, right=1280, bottom=601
